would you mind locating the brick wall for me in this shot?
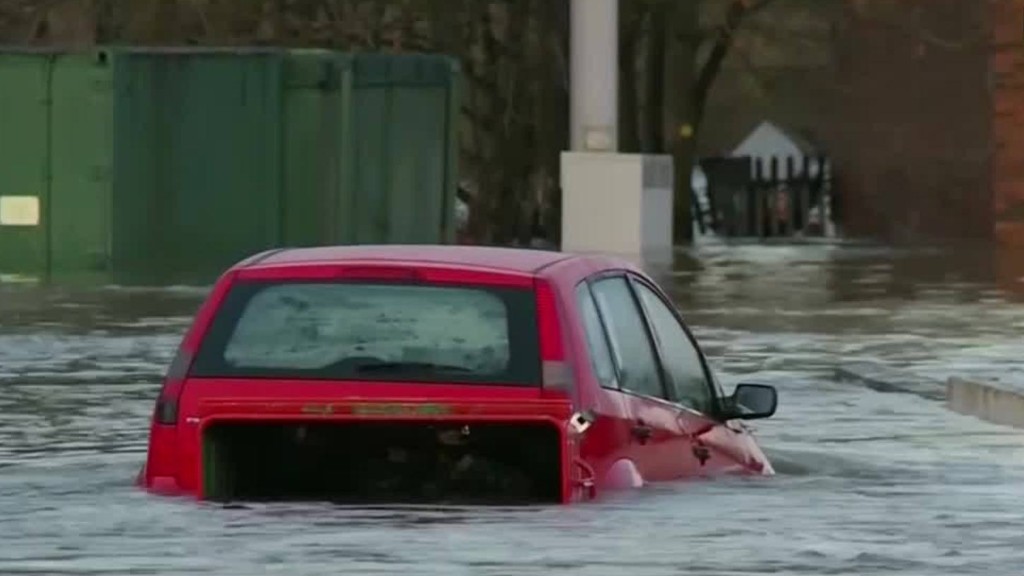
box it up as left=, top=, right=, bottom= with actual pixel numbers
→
left=828, top=0, right=993, bottom=241
left=991, top=0, right=1024, bottom=245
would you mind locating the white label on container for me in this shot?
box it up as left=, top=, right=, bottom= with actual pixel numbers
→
left=0, top=196, right=40, bottom=226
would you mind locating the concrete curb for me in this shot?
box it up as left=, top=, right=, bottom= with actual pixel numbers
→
left=835, top=363, right=1024, bottom=430
left=834, top=361, right=946, bottom=401
left=946, top=377, right=1024, bottom=430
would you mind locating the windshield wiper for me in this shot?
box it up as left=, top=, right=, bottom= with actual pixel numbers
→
left=353, top=361, right=474, bottom=374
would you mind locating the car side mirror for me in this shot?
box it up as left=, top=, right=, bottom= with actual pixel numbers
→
left=720, top=383, right=778, bottom=421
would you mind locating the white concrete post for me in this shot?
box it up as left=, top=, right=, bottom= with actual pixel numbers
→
left=569, top=0, right=618, bottom=152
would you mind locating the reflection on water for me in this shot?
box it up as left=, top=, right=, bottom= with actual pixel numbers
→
left=2, top=242, right=1024, bottom=575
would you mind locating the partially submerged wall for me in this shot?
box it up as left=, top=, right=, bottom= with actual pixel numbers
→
left=836, top=361, right=1024, bottom=431
left=947, top=377, right=1024, bottom=430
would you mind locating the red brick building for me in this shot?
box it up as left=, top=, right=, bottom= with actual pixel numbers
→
left=830, top=0, right=1024, bottom=244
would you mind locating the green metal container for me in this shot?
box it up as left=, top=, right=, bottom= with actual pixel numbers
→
left=0, top=52, right=114, bottom=284
left=0, top=53, right=52, bottom=281
left=0, top=48, right=460, bottom=285
left=348, top=53, right=460, bottom=246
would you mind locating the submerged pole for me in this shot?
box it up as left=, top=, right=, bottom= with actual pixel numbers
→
left=569, top=0, right=618, bottom=152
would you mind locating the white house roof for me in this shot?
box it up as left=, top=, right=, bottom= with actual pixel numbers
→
left=729, top=120, right=827, bottom=179
left=731, top=120, right=819, bottom=159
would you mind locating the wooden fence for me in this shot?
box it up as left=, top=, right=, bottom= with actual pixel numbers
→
left=697, top=154, right=834, bottom=238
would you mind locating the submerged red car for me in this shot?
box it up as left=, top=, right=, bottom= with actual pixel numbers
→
left=138, top=245, right=778, bottom=504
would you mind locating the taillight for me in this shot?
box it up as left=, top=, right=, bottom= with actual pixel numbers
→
left=151, top=268, right=234, bottom=426
left=536, top=279, right=578, bottom=403
left=534, top=279, right=565, bottom=361
left=153, top=347, right=194, bottom=425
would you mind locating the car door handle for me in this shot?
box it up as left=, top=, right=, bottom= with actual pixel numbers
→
left=692, top=443, right=711, bottom=465
left=631, top=422, right=653, bottom=444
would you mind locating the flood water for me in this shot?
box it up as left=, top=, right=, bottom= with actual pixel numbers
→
left=3, top=242, right=1024, bottom=575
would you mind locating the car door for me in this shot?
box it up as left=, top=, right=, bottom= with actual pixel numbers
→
left=573, top=281, right=638, bottom=487
left=629, top=275, right=770, bottom=476
left=586, top=275, right=691, bottom=483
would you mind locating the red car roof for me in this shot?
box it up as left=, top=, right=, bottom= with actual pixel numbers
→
left=242, top=245, right=579, bottom=275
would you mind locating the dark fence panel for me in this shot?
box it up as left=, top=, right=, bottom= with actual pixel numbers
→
left=698, top=154, right=834, bottom=239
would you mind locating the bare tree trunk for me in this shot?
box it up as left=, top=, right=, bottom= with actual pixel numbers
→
left=502, top=0, right=535, bottom=245
left=693, top=0, right=780, bottom=133
left=659, top=0, right=779, bottom=244
left=535, top=0, right=570, bottom=243
left=618, top=0, right=641, bottom=152
left=666, top=0, right=699, bottom=244
left=641, top=1, right=667, bottom=154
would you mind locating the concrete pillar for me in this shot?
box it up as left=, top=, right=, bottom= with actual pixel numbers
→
left=569, top=0, right=618, bottom=151
left=561, top=152, right=673, bottom=261
left=562, top=0, right=675, bottom=261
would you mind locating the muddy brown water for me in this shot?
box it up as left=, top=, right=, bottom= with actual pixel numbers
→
left=2, top=242, right=1024, bottom=575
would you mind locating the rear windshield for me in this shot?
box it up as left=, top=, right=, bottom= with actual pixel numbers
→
left=189, top=280, right=541, bottom=386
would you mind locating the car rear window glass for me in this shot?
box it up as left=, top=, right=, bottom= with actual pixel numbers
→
left=189, top=280, right=541, bottom=386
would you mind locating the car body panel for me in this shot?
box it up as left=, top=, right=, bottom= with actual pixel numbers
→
left=139, top=245, right=776, bottom=504
left=538, top=253, right=772, bottom=485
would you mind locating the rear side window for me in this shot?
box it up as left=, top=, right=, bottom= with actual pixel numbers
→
left=190, top=281, right=541, bottom=386
left=589, top=277, right=666, bottom=400
left=575, top=283, right=618, bottom=389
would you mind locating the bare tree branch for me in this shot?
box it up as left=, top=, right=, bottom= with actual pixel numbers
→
left=692, top=0, right=784, bottom=132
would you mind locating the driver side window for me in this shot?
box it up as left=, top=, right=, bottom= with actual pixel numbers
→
left=633, top=281, right=714, bottom=413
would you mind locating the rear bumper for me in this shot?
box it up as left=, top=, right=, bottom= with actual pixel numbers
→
left=141, top=397, right=597, bottom=504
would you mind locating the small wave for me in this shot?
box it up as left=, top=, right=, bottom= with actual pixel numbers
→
left=766, top=448, right=896, bottom=481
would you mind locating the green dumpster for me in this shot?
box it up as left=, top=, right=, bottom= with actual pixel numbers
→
left=0, top=47, right=460, bottom=285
